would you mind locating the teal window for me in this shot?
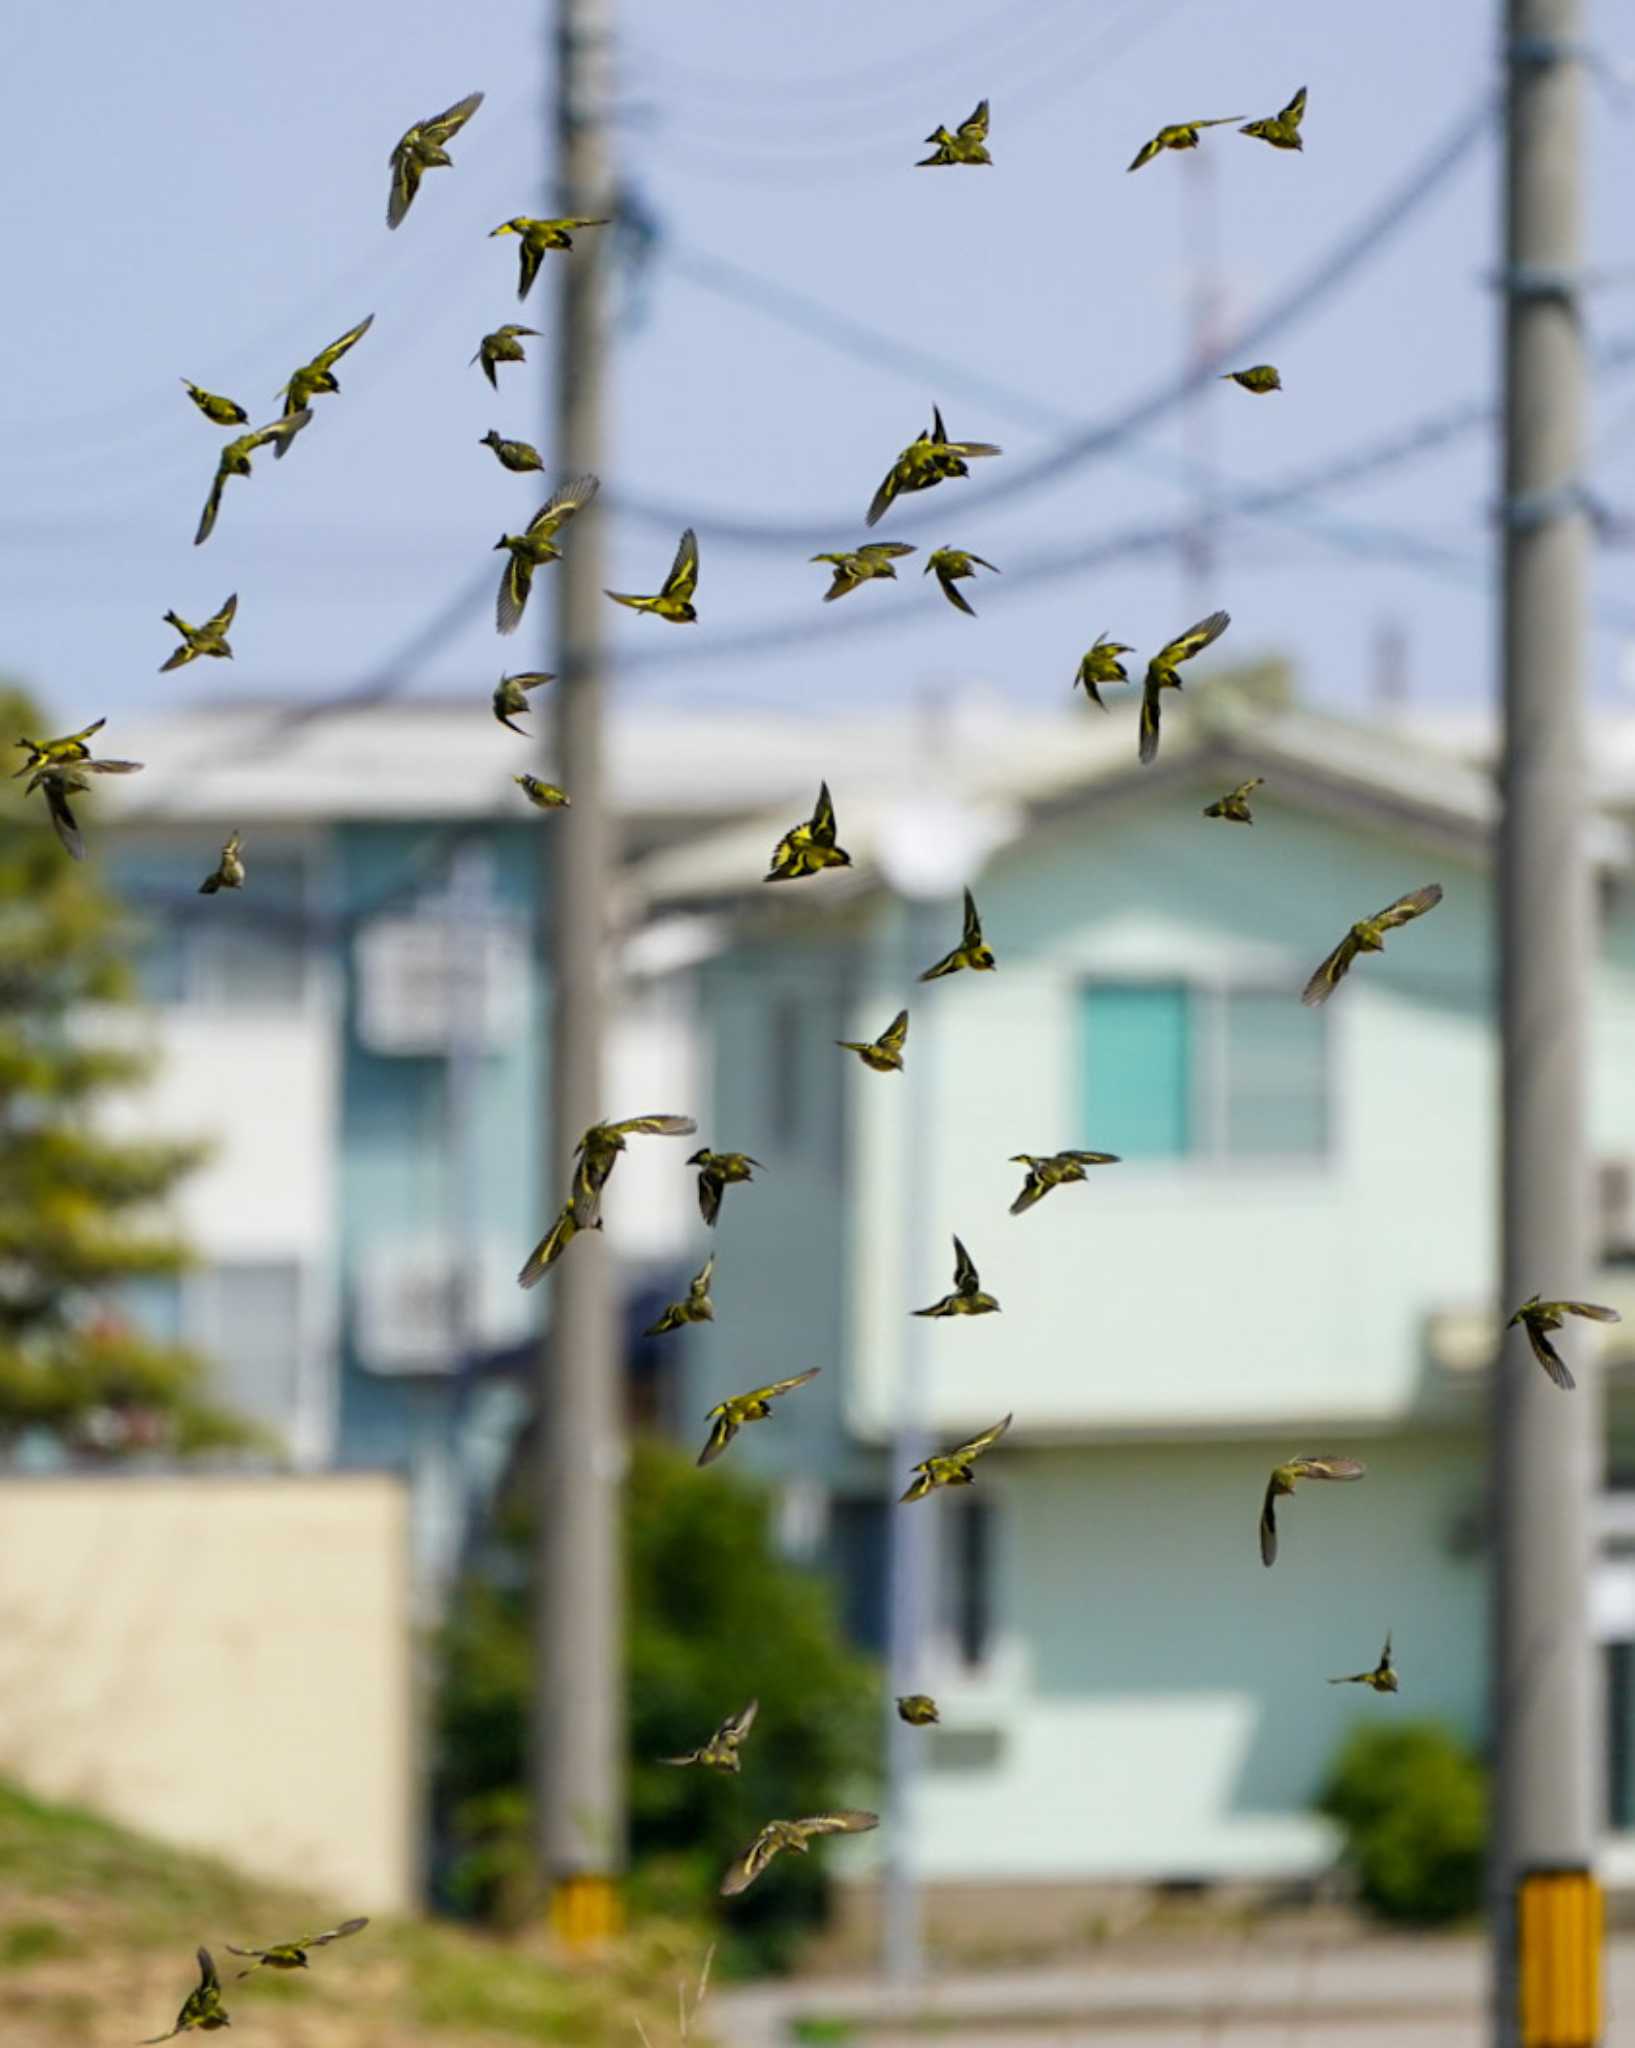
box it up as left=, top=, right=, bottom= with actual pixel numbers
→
left=1080, top=982, right=1191, bottom=1158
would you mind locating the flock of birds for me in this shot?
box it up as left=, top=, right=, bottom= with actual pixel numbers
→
left=60, top=72, right=1613, bottom=2036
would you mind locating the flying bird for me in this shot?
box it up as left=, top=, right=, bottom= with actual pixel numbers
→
left=472, top=324, right=540, bottom=389
left=646, top=1253, right=717, bottom=1336
left=1300, top=884, right=1444, bottom=1006
left=925, top=546, right=999, bottom=615
left=140, top=1948, right=229, bottom=2042
left=387, top=90, right=485, bottom=229
left=1138, top=609, right=1231, bottom=765
left=491, top=671, right=555, bottom=735
left=1127, top=115, right=1243, bottom=172
left=276, top=314, right=374, bottom=449
left=1008, top=1149, right=1120, bottom=1215
left=766, top=780, right=851, bottom=882
left=199, top=832, right=245, bottom=895
left=837, top=1008, right=909, bottom=1073
left=13, top=717, right=111, bottom=775
left=515, top=774, right=569, bottom=811
left=913, top=1234, right=999, bottom=1319
left=225, top=1918, right=369, bottom=1979
left=490, top=215, right=611, bottom=299
left=1221, top=364, right=1283, bottom=393
left=160, top=594, right=236, bottom=672
left=15, top=722, right=142, bottom=861
left=180, top=380, right=247, bottom=426
left=570, top=1113, right=699, bottom=1227
left=811, top=541, right=916, bottom=601
left=606, top=527, right=699, bottom=623
left=1260, top=1455, right=1366, bottom=1567
left=661, top=1699, right=759, bottom=1772
left=194, top=412, right=311, bottom=543
left=900, top=1414, right=1012, bottom=1503
left=919, top=886, right=995, bottom=981
left=697, top=1367, right=821, bottom=1467
left=720, top=1811, right=877, bottom=1897
left=867, top=404, right=1001, bottom=528
left=1241, top=86, right=1307, bottom=151
left=480, top=429, right=545, bottom=473
left=516, top=1201, right=595, bottom=1289
left=896, top=1694, right=940, bottom=1725
left=1507, top=1294, right=1622, bottom=1392
left=1329, top=1632, right=1399, bottom=1693
left=1074, top=632, right=1135, bottom=709
left=1203, top=777, right=1263, bottom=824
left=495, top=473, right=600, bottom=633
left=688, top=1148, right=762, bottom=1228
left=918, top=99, right=991, bottom=166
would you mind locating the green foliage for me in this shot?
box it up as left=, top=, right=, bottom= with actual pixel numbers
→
left=439, top=1433, right=879, bottom=1968
left=1317, top=1718, right=1486, bottom=1923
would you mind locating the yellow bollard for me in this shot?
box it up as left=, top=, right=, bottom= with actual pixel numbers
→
left=549, top=1873, right=623, bottom=1953
left=1518, top=1867, right=1602, bottom=2048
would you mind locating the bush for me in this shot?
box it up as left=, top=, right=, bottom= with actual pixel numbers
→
left=1317, top=1719, right=1486, bottom=1923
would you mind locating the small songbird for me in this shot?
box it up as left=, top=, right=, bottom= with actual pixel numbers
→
left=140, top=1947, right=230, bottom=2042
left=1008, top=1149, right=1120, bottom=1216
left=491, top=671, right=555, bottom=735
left=495, top=473, right=600, bottom=633
left=1507, top=1294, right=1623, bottom=1392
left=606, top=527, right=699, bottom=624
left=1203, top=777, right=1263, bottom=824
left=571, top=1113, right=699, bottom=1226
left=490, top=215, right=611, bottom=299
left=1074, top=632, right=1135, bottom=710
left=661, top=1698, right=758, bottom=1772
left=180, top=380, right=247, bottom=426
left=1329, top=1632, right=1399, bottom=1694
left=199, top=832, right=245, bottom=895
left=697, top=1367, right=821, bottom=1467
left=515, top=773, right=570, bottom=810
left=926, top=546, right=999, bottom=616
left=480, top=429, right=545, bottom=473
left=195, top=412, right=312, bottom=544
left=811, top=541, right=916, bottom=601
left=387, top=90, right=485, bottom=229
left=160, top=594, right=236, bottom=672
left=1300, top=884, right=1444, bottom=1006
left=837, top=1008, right=909, bottom=1074
left=473, top=324, right=541, bottom=389
left=14, top=717, right=118, bottom=777
left=1260, top=1455, right=1366, bottom=1567
left=918, top=99, right=991, bottom=167
left=688, top=1149, right=762, bottom=1228
left=1221, top=364, right=1283, bottom=393
left=647, top=1253, right=716, bottom=1336
left=766, top=780, right=851, bottom=882
left=1241, top=86, right=1307, bottom=151
left=225, top=1918, right=368, bottom=1979
left=1127, top=115, right=1244, bottom=172
left=721, top=1810, right=877, bottom=1897
left=919, top=886, right=995, bottom=981
left=275, top=314, right=374, bottom=450
left=914, top=1234, right=999, bottom=1319
left=900, top=1413, right=1012, bottom=1503
left=516, top=1200, right=598, bottom=1289
left=1138, top=609, right=1231, bottom=765
left=897, top=1694, right=940, bottom=1725
left=16, top=723, right=143, bottom=861
left=867, top=404, right=1001, bottom=528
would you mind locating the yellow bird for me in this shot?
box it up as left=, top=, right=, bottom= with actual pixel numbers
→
left=688, top=1148, right=762, bottom=1228
left=275, top=314, right=374, bottom=450
left=387, top=90, right=485, bottom=229
left=896, top=1694, right=940, bottom=1725
left=1329, top=1632, right=1398, bottom=1693
left=661, top=1698, right=758, bottom=1772
left=1220, top=364, right=1283, bottom=393
left=766, top=780, right=851, bottom=882
left=1127, top=115, right=1244, bottom=172
left=1009, top=1149, right=1120, bottom=1215
left=225, top=1917, right=368, bottom=1978
left=867, top=405, right=1001, bottom=528
left=720, top=1811, right=877, bottom=1897
left=15, top=721, right=142, bottom=861
left=1074, top=632, right=1135, bottom=710
left=199, top=832, right=245, bottom=895
left=836, top=1008, right=909, bottom=1073
left=490, top=215, right=611, bottom=299
left=900, top=1413, right=1012, bottom=1503
left=495, top=473, right=600, bottom=634
left=913, top=1233, right=999, bottom=1319
left=516, top=1201, right=597, bottom=1290
left=918, top=99, right=991, bottom=167
left=925, top=546, right=999, bottom=616
left=811, top=541, right=916, bottom=601
left=472, top=324, right=540, bottom=389
left=606, top=528, right=699, bottom=623
left=1260, top=1455, right=1366, bottom=1567
left=1507, top=1294, right=1622, bottom=1392
left=571, top=1113, right=700, bottom=1227
left=194, top=412, right=311, bottom=544
left=697, top=1367, right=821, bottom=1467
left=1138, top=609, right=1231, bottom=765
left=646, top=1253, right=716, bottom=1336
left=480, top=429, right=545, bottom=473
left=492, top=671, right=554, bottom=735
left=919, top=886, right=995, bottom=980
left=160, top=594, right=236, bottom=672
left=515, top=774, right=570, bottom=810
left=180, top=380, right=247, bottom=426
left=1300, top=884, right=1444, bottom=1007
left=1241, top=86, right=1307, bottom=151
left=139, top=1948, right=229, bottom=2042
left=1203, top=777, right=1263, bottom=824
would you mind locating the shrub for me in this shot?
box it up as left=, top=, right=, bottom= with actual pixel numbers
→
left=1317, top=1719, right=1486, bottom=1922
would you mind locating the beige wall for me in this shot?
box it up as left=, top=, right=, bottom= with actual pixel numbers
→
left=0, top=1474, right=416, bottom=1911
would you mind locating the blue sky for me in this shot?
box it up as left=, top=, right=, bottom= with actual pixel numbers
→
left=2, top=0, right=1633, bottom=734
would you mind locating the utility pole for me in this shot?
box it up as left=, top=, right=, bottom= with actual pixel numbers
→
left=1493, top=6, right=1601, bottom=2046
left=534, top=0, right=621, bottom=1949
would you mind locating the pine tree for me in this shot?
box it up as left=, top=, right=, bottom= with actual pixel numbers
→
left=0, top=684, right=256, bottom=1460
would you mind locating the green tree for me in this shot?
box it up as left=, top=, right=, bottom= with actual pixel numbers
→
left=1317, top=1719, right=1486, bottom=1923
left=0, top=684, right=254, bottom=1460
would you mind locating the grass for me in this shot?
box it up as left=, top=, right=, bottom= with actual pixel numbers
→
left=0, top=1780, right=711, bottom=2048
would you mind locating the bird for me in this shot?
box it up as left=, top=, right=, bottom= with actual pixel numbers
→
left=180, top=380, right=247, bottom=426
left=1507, top=1294, right=1622, bottom=1392
left=918, top=99, right=991, bottom=166
left=480, top=429, right=545, bottom=473
left=606, top=528, right=699, bottom=623
left=194, top=412, right=312, bottom=544
left=646, top=1253, right=716, bottom=1336
left=1138, top=609, right=1231, bottom=765
left=1221, top=364, right=1283, bottom=393
left=720, top=1811, right=877, bottom=1896
left=913, top=1234, right=999, bottom=1319
left=1008, top=1149, right=1120, bottom=1215
left=140, top=1947, right=230, bottom=2042
left=1241, top=86, right=1307, bottom=151
left=919, top=887, right=995, bottom=981
left=15, top=724, right=143, bottom=861
left=516, top=1201, right=597, bottom=1289
left=896, top=1695, right=940, bottom=1725
left=1300, top=884, right=1444, bottom=1006
left=1203, top=777, right=1263, bottom=824
left=14, top=717, right=116, bottom=776
left=570, top=1113, right=700, bottom=1227
left=688, top=1148, right=762, bottom=1228
left=515, top=774, right=570, bottom=810
left=1260, top=1455, right=1366, bottom=1567
left=837, top=1009, right=909, bottom=1073
left=867, top=405, right=1001, bottom=528
left=225, top=1918, right=368, bottom=1979
left=199, top=832, right=245, bottom=895
left=387, top=90, right=485, bottom=229
left=661, top=1699, right=759, bottom=1771
left=491, top=671, right=555, bottom=736
left=811, top=542, right=916, bottom=601
left=275, top=315, right=374, bottom=450
left=495, top=474, right=600, bottom=633
left=1127, top=115, right=1244, bottom=172
left=160, top=594, right=236, bottom=672
left=900, top=1414, right=1012, bottom=1503
left=472, top=324, right=541, bottom=389
left=1329, top=1633, right=1399, bottom=1693
left=925, top=546, right=999, bottom=616
left=697, top=1367, right=821, bottom=1467
left=490, top=215, right=612, bottom=299
left=1074, top=632, right=1135, bottom=710
left=765, top=781, right=851, bottom=882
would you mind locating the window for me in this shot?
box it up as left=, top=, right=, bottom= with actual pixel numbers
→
left=1080, top=980, right=1327, bottom=1161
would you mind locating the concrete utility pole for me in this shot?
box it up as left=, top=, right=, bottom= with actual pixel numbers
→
left=534, top=0, right=621, bottom=1949
left=1492, top=5, right=1601, bottom=2045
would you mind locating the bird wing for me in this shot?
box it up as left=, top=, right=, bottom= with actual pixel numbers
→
left=757, top=1366, right=821, bottom=1404
left=223, top=1944, right=265, bottom=1960
left=724, top=1697, right=759, bottom=1743
left=204, top=593, right=238, bottom=636
left=696, top=1170, right=723, bottom=1227
left=937, top=569, right=977, bottom=617
left=1259, top=1482, right=1280, bottom=1566
left=859, top=542, right=916, bottom=563
left=918, top=949, right=960, bottom=983
left=1063, top=1149, right=1120, bottom=1165
left=517, top=237, right=545, bottom=301
left=1295, top=1456, right=1367, bottom=1482
left=959, top=100, right=990, bottom=142
left=1522, top=1319, right=1574, bottom=1390
left=421, top=90, right=485, bottom=146
left=1280, top=86, right=1307, bottom=129
left=658, top=526, right=698, bottom=601
left=309, top=313, right=375, bottom=374
left=496, top=552, right=533, bottom=636
left=609, top=1113, right=698, bottom=1139
left=689, top=1253, right=716, bottom=1297
left=811, top=780, right=838, bottom=846
left=1126, top=133, right=1163, bottom=172
left=899, top=1463, right=936, bottom=1503
left=41, top=777, right=85, bottom=860
left=1300, top=930, right=1360, bottom=1007
left=696, top=1408, right=738, bottom=1467
left=517, top=1206, right=575, bottom=1289
left=793, top=1810, right=879, bottom=1842
left=1138, top=676, right=1162, bottom=765
left=1233, top=779, right=1264, bottom=802
left=866, top=464, right=902, bottom=528
left=951, top=1234, right=981, bottom=1292
left=1009, top=1172, right=1046, bottom=1217
left=1563, top=1301, right=1621, bottom=1323
left=195, top=468, right=227, bottom=546
left=386, top=146, right=421, bottom=228
left=960, top=886, right=984, bottom=950
left=531, top=472, right=601, bottom=540
left=305, top=1918, right=369, bottom=1948
left=954, top=1412, right=1012, bottom=1461
left=1374, top=882, right=1444, bottom=931
left=879, top=1009, right=910, bottom=1055
left=198, top=1949, right=220, bottom=1990
left=1157, top=609, right=1231, bottom=667
left=720, top=1827, right=780, bottom=1896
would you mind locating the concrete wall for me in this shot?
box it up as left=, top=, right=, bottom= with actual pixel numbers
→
left=0, top=1476, right=416, bottom=1911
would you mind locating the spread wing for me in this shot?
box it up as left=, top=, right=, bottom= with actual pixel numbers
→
left=496, top=552, right=533, bottom=636
left=1374, top=882, right=1443, bottom=931
left=517, top=236, right=545, bottom=301
left=609, top=1114, right=698, bottom=1140
left=517, top=1205, right=576, bottom=1289
left=960, top=887, right=983, bottom=950
left=1156, top=609, right=1230, bottom=668
left=1009, top=1170, right=1045, bottom=1217
left=1259, top=1482, right=1280, bottom=1566
left=1127, top=132, right=1164, bottom=172
left=723, top=1697, right=759, bottom=1743
left=310, top=312, right=375, bottom=374
left=304, top=1917, right=369, bottom=1949
left=958, top=100, right=989, bottom=142
left=1294, top=1456, right=1366, bottom=1483
left=937, top=567, right=976, bottom=617
left=720, top=1826, right=781, bottom=1896
left=951, top=1235, right=980, bottom=1292
left=1064, top=1149, right=1120, bottom=1165
left=878, top=1010, right=909, bottom=1055
left=1138, top=677, right=1162, bottom=764
left=204, top=593, right=238, bottom=636
left=810, top=780, right=837, bottom=846
left=953, top=1412, right=1011, bottom=1461
left=759, top=1366, right=822, bottom=1403
left=197, top=1949, right=220, bottom=1992
left=531, top=472, right=600, bottom=541
left=859, top=542, right=915, bottom=564
left=661, top=528, right=699, bottom=602
left=195, top=467, right=228, bottom=546
left=40, top=776, right=85, bottom=859
left=421, top=90, right=485, bottom=146
left=387, top=146, right=421, bottom=228
left=1522, top=1319, right=1573, bottom=1390
left=791, top=1810, right=879, bottom=1844
left=866, top=463, right=902, bottom=528
left=1280, top=85, right=1307, bottom=129
left=1562, top=1301, right=1621, bottom=1323
left=1301, top=930, right=1359, bottom=1007
left=696, top=1408, right=737, bottom=1467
